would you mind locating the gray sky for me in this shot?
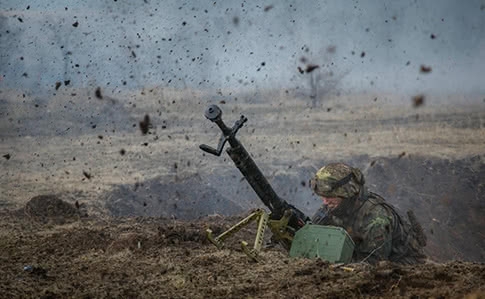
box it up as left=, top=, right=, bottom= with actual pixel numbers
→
left=1, top=0, right=484, bottom=97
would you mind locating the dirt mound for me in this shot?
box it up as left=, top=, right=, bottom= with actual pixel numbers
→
left=104, top=173, right=245, bottom=219
left=102, top=154, right=485, bottom=262
left=22, top=194, right=82, bottom=224
left=362, top=154, right=485, bottom=262
left=0, top=214, right=483, bottom=298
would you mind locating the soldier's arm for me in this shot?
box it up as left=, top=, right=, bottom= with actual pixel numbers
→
left=358, top=206, right=394, bottom=263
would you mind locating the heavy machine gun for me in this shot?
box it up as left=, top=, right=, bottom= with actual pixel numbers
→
left=200, top=105, right=354, bottom=262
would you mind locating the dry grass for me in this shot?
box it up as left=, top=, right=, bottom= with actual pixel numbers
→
left=1, top=88, right=484, bottom=209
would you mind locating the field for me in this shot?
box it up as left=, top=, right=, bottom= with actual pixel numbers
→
left=1, top=87, right=484, bottom=298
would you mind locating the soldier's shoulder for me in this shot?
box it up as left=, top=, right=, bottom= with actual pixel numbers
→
left=359, top=195, right=392, bottom=216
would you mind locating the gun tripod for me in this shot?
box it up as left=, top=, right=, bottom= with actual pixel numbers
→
left=206, top=209, right=294, bottom=261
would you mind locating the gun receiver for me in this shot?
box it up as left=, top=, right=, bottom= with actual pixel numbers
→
left=200, top=105, right=310, bottom=248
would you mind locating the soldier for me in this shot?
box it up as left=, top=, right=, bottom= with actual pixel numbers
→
left=310, top=162, right=427, bottom=264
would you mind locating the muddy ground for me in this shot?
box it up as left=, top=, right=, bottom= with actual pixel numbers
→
left=1, top=88, right=485, bottom=298
left=0, top=206, right=484, bottom=299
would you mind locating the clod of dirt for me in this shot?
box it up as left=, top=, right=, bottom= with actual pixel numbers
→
left=24, top=265, right=49, bottom=279
left=420, top=65, right=432, bottom=73
left=412, top=95, right=425, bottom=107
left=23, top=194, right=82, bottom=224
left=305, top=64, right=319, bottom=73
left=139, top=114, right=151, bottom=135
left=82, top=171, right=92, bottom=180
left=94, top=87, right=103, bottom=99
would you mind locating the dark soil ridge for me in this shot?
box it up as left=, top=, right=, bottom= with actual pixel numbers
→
left=103, top=154, right=485, bottom=262
left=0, top=212, right=483, bottom=299
left=20, top=194, right=85, bottom=224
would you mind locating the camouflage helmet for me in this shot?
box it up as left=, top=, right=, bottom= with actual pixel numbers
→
left=310, top=163, right=365, bottom=199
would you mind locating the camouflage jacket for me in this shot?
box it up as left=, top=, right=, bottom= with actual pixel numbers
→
left=312, top=192, right=427, bottom=264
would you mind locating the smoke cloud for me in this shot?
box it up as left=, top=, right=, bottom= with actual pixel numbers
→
left=1, top=0, right=484, bottom=99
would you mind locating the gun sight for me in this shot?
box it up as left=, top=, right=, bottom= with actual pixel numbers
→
left=199, top=104, right=247, bottom=156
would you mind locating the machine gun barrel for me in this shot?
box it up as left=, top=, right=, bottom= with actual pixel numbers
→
left=227, top=141, right=285, bottom=215
left=199, top=104, right=308, bottom=227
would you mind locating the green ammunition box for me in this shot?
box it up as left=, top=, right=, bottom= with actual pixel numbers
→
left=289, top=224, right=355, bottom=263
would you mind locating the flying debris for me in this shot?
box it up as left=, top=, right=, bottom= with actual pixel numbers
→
left=420, top=65, right=432, bottom=73
left=83, top=171, right=92, bottom=180
left=412, top=95, right=425, bottom=107
left=139, top=114, right=151, bottom=135
left=298, top=64, right=320, bottom=74
left=95, top=87, right=103, bottom=99
left=264, top=5, right=274, bottom=12
left=305, top=64, right=319, bottom=73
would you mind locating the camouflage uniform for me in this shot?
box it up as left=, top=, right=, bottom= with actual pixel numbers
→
left=310, top=163, right=427, bottom=264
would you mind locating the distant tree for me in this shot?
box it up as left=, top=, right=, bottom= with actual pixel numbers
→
left=298, top=65, right=349, bottom=108
left=297, top=45, right=349, bottom=108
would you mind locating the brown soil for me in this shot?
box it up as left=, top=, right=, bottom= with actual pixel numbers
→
left=0, top=207, right=484, bottom=299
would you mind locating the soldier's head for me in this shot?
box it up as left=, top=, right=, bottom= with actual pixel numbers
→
left=310, top=162, right=365, bottom=212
